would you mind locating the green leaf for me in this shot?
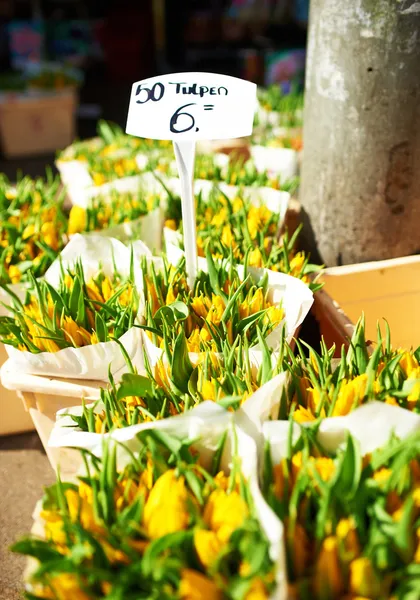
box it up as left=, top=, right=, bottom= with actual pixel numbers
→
left=170, top=331, right=193, bottom=394
left=331, top=434, right=361, bottom=500
left=117, top=373, right=154, bottom=400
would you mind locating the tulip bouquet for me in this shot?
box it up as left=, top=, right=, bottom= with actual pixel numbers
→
left=141, top=252, right=287, bottom=357
left=0, top=233, right=146, bottom=379
left=164, top=186, right=320, bottom=291
left=256, top=87, right=304, bottom=129
left=58, top=121, right=171, bottom=164
left=262, top=408, right=420, bottom=599
left=0, top=174, right=67, bottom=287
left=14, top=423, right=277, bottom=600
left=0, top=259, right=138, bottom=353
left=288, top=317, right=420, bottom=423
left=67, top=190, right=160, bottom=236
left=56, top=122, right=173, bottom=205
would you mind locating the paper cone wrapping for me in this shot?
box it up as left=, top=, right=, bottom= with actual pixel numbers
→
left=250, top=145, right=298, bottom=181
left=46, top=402, right=285, bottom=599
left=49, top=368, right=289, bottom=461
left=3, top=234, right=148, bottom=380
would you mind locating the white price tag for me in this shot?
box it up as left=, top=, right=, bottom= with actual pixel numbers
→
left=126, top=72, right=257, bottom=140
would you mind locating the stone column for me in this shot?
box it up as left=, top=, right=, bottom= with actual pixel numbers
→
left=300, top=0, right=420, bottom=266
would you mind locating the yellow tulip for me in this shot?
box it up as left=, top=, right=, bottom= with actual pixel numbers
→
left=311, top=457, right=335, bottom=482
left=164, top=219, right=177, bottom=230
left=191, top=295, right=209, bottom=319
left=41, top=221, right=59, bottom=251
left=399, top=351, right=419, bottom=378
left=249, top=246, right=263, bottom=268
left=179, top=569, right=222, bottom=600
left=293, top=405, right=316, bottom=423
left=336, top=517, right=360, bottom=561
left=332, top=374, right=368, bottom=416
left=262, top=305, right=284, bottom=329
left=62, top=316, right=90, bottom=348
left=194, top=529, right=224, bottom=567
left=143, top=470, right=189, bottom=539
left=46, top=573, right=91, bottom=600
left=221, top=224, right=235, bottom=247
left=207, top=296, right=225, bottom=326
left=22, top=223, right=36, bottom=240
left=203, top=488, right=248, bottom=543
left=244, top=577, right=269, bottom=600
left=8, top=264, right=21, bottom=283
left=187, top=328, right=201, bottom=352
left=349, top=557, right=381, bottom=597
left=67, top=206, right=87, bottom=235
left=249, top=288, right=264, bottom=314
left=314, top=537, right=344, bottom=599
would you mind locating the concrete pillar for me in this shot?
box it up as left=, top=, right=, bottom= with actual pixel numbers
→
left=301, top=0, right=420, bottom=266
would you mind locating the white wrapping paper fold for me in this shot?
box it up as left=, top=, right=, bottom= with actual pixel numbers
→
left=3, top=234, right=148, bottom=381
left=262, top=401, right=420, bottom=466
left=250, top=145, right=298, bottom=181
left=49, top=370, right=290, bottom=457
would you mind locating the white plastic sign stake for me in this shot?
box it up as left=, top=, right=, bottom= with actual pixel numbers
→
left=126, top=72, right=257, bottom=287
left=173, top=140, right=197, bottom=289
left=126, top=72, right=257, bottom=141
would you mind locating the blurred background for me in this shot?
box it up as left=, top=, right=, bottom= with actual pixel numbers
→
left=0, top=0, right=308, bottom=175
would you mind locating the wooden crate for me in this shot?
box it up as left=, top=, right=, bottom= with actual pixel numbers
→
left=314, top=255, right=420, bottom=352
left=0, top=90, right=77, bottom=158
left=0, top=344, right=34, bottom=436
left=1, top=360, right=102, bottom=472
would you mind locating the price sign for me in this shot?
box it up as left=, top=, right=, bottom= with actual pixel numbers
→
left=126, top=72, right=256, bottom=288
left=126, top=72, right=257, bottom=140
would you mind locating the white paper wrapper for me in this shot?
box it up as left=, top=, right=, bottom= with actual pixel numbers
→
left=250, top=145, right=298, bottom=181
left=262, top=401, right=420, bottom=465
left=49, top=366, right=289, bottom=467
left=47, top=401, right=285, bottom=598
left=3, top=234, right=148, bottom=380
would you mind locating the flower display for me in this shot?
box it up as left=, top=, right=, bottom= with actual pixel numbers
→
left=0, top=260, right=138, bottom=353
left=141, top=253, right=285, bottom=355
left=0, top=175, right=67, bottom=285
left=13, top=430, right=276, bottom=599
left=262, top=418, right=420, bottom=599
left=289, top=317, right=420, bottom=423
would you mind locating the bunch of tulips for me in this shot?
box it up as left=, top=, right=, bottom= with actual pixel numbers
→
left=13, top=430, right=276, bottom=600
left=263, top=418, right=420, bottom=599
left=165, top=188, right=320, bottom=291
left=0, top=174, right=67, bottom=285
left=0, top=259, right=138, bottom=352
left=141, top=253, right=285, bottom=354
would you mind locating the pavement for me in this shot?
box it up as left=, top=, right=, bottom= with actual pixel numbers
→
left=0, top=432, right=55, bottom=600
